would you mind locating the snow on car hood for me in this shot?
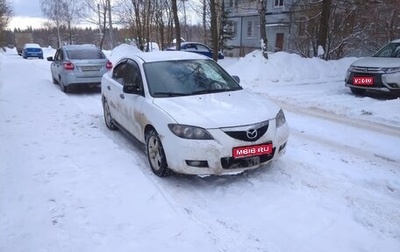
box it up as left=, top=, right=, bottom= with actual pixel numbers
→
left=152, top=90, right=280, bottom=128
left=351, top=57, right=400, bottom=68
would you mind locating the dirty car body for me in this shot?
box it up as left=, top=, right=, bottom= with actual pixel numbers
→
left=101, top=51, right=289, bottom=177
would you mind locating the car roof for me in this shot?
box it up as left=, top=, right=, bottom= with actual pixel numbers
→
left=61, top=44, right=98, bottom=50
left=134, top=51, right=208, bottom=63
left=391, top=39, right=400, bottom=43
left=24, top=43, right=41, bottom=48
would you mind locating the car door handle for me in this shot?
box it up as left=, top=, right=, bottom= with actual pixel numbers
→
left=119, top=94, right=125, bottom=99
left=107, top=86, right=111, bottom=90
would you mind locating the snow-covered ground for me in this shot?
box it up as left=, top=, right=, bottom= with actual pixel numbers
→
left=1, top=46, right=399, bottom=252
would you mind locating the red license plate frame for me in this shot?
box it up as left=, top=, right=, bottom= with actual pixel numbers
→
left=232, top=143, right=273, bottom=159
left=353, top=76, right=374, bottom=86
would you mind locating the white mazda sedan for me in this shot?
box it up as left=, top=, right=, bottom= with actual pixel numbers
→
left=101, top=51, right=289, bottom=177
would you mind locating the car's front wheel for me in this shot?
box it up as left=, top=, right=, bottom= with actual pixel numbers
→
left=350, top=87, right=366, bottom=95
left=146, top=129, right=171, bottom=177
left=103, top=99, right=116, bottom=130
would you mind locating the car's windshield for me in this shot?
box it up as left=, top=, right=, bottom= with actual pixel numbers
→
left=373, top=42, right=400, bottom=58
left=144, top=59, right=242, bottom=97
left=66, top=49, right=105, bottom=60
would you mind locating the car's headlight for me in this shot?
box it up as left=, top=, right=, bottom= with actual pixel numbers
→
left=168, top=124, right=214, bottom=139
left=276, top=109, right=286, bottom=128
left=383, top=67, right=400, bottom=73
left=347, top=65, right=356, bottom=72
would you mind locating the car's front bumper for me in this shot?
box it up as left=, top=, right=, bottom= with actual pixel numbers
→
left=161, top=121, right=289, bottom=176
left=345, top=70, right=400, bottom=94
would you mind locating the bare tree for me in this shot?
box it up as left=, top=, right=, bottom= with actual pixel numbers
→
left=84, top=0, right=109, bottom=49
left=62, top=0, right=87, bottom=44
left=0, top=0, right=12, bottom=29
left=289, top=0, right=400, bottom=59
left=40, top=0, right=64, bottom=47
left=0, top=0, right=12, bottom=45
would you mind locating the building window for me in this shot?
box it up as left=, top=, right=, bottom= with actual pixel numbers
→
left=247, top=21, right=253, bottom=37
left=274, top=0, right=284, bottom=7
left=246, top=21, right=258, bottom=38
left=227, top=0, right=238, bottom=7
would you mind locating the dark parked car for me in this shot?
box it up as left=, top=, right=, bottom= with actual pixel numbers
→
left=345, top=39, right=400, bottom=96
left=166, top=42, right=224, bottom=59
left=22, top=43, right=43, bottom=59
left=47, top=44, right=112, bottom=93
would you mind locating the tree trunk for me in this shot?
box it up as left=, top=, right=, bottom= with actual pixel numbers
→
left=202, top=0, right=207, bottom=44
left=107, top=0, right=114, bottom=49
left=210, top=0, right=219, bottom=61
left=317, top=0, right=331, bottom=59
left=171, top=0, right=181, bottom=50
left=259, top=0, right=268, bottom=59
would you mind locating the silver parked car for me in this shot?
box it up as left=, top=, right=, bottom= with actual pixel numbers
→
left=47, top=44, right=112, bottom=92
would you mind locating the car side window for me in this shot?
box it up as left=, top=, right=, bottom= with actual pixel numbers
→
left=112, top=62, right=127, bottom=86
left=124, top=60, right=144, bottom=95
left=185, top=44, right=197, bottom=52
left=197, top=44, right=210, bottom=52
left=55, top=49, right=63, bottom=61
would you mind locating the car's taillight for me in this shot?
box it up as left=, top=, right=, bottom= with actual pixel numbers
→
left=106, top=60, right=113, bottom=70
left=63, top=62, right=75, bottom=70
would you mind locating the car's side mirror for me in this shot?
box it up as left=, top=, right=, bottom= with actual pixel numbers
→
left=123, top=84, right=142, bottom=95
left=232, top=75, right=240, bottom=83
left=47, top=56, right=54, bottom=61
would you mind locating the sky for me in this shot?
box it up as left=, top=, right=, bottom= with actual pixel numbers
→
left=7, top=0, right=201, bottom=30
left=7, top=0, right=45, bottom=29
left=0, top=45, right=399, bottom=251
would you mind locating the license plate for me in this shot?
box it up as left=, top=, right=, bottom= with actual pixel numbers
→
left=232, top=143, right=273, bottom=159
left=353, top=76, right=374, bottom=85
left=81, top=66, right=100, bottom=71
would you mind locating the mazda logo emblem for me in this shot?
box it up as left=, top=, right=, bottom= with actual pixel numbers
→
left=246, top=128, right=258, bottom=139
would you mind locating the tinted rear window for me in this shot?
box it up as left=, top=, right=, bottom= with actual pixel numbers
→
left=66, top=49, right=105, bottom=60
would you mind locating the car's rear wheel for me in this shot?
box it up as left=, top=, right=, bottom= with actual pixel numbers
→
left=60, top=79, right=69, bottom=93
left=146, top=129, right=171, bottom=177
left=103, top=99, right=116, bottom=130
left=350, top=87, right=366, bottom=95
left=52, top=75, right=59, bottom=84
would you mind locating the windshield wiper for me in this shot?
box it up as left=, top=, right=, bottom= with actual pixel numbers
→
left=152, top=92, right=190, bottom=97
left=191, top=88, right=232, bottom=95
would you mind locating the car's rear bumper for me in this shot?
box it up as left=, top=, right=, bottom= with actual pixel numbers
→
left=24, top=52, right=43, bottom=58
left=64, top=74, right=105, bottom=87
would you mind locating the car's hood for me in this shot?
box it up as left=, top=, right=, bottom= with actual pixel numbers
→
left=351, top=57, right=400, bottom=68
left=152, top=90, right=280, bottom=128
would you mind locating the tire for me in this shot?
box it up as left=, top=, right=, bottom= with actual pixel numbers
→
left=103, top=99, right=117, bottom=130
left=350, top=87, right=366, bottom=95
left=60, top=79, right=69, bottom=93
left=52, top=74, right=59, bottom=84
left=146, top=129, right=171, bottom=177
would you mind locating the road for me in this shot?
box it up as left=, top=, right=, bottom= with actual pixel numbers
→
left=1, top=52, right=399, bottom=252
